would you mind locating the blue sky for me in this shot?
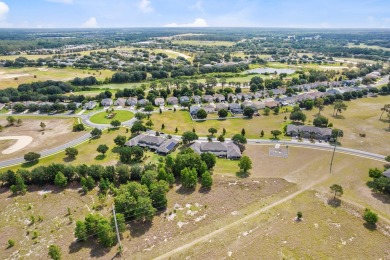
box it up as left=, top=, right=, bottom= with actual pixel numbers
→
left=0, top=0, right=389, bottom=28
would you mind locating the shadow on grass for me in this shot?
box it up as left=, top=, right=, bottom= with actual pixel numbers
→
left=236, top=171, right=250, bottom=178
left=129, top=221, right=152, bottom=238
left=63, top=157, right=76, bottom=163
left=371, top=192, right=390, bottom=204
left=111, top=147, right=122, bottom=154
left=21, top=160, right=39, bottom=168
left=95, top=154, right=106, bottom=161
left=176, top=185, right=195, bottom=195
left=198, top=186, right=211, bottom=194
left=331, top=115, right=345, bottom=119
left=327, top=198, right=341, bottom=208
left=363, top=222, right=377, bottom=231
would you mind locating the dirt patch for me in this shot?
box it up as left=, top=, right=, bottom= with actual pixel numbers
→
left=0, top=136, right=33, bottom=154
left=0, top=117, right=85, bottom=162
left=0, top=72, right=30, bottom=80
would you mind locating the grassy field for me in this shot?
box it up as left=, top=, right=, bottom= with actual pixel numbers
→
left=89, top=110, right=134, bottom=124
left=0, top=67, right=113, bottom=89
left=347, top=43, right=390, bottom=51
left=150, top=109, right=291, bottom=139
left=172, top=40, right=235, bottom=46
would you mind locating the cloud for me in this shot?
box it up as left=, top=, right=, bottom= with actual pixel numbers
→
left=0, top=1, right=9, bottom=21
left=191, top=1, right=204, bottom=14
left=164, top=18, right=208, bottom=27
left=137, top=0, right=153, bottom=13
left=82, top=17, right=98, bottom=28
left=46, top=0, right=73, bottom=4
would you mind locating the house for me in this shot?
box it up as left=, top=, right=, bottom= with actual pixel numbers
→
left=214, top=94, right=226, bottom=102
left=190, top=105, right=201, bottom=115
left=264, top=101, right=279, bottom=108
left=114, top=98, right=126, bottom=107
left=138, top=99, right=148, bottom=106
left=154, top=98, right=165, bottom=106
left=192, top=95, right=201, bottom=104
left=252, top=101, right=266, bottom=110
left=167, top=96, right=178, bottom=105
left=229, top=103, right=243, bottom=114
left=227, top=93, right=237, bottom=102
left=190, top=141, right=242, bottom=159
left=215, top=103, right=229, bottom=111
left=383, top=168, right=390, bottom=178
left=0, top=103, right=5, bottom=110
left=84, top=101, right=97, bottom=110
left=179, top=96, right=190, bottom=104
left=101, top=98, right=113, bottom=107
left=203, top=103, right=216, bottom=113
left=202, top=95, right=214, bottom=103
left=126, top=97, right=138, bottom=106
left=286, top=124, right=332, bottom=141
left=125, top=133, right=179, bottom=155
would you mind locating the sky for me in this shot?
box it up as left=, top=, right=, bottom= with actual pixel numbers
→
left=0, top=0, right=389, bottom=28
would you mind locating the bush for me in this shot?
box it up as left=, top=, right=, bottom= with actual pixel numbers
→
left=48, top=244, right=62, bottom=260
left=7, top=239, right=15, bottom=248
left=24, top=152, right=41, bottom=162
left=363, top=208, right=378, bottom=225
left=73, top=123, right=85, bottom=132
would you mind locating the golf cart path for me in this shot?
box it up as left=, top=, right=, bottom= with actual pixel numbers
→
left=0, top=136, right=33, bottom=154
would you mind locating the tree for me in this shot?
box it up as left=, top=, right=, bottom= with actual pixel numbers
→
left=97, top=220, right=116, bottom=247
left=315, top=98, right=325, bottom=114
left=271, top=130, right=282, bottom=139
left=201, top=152, right=217, bottom=170
left=65, top=147, right=78, bottom=159
left=114, top=135, right=127, bottom=146
left=144, top=104, right=154, bottom=114
left=331, top=129, right=344, bottom=139
left=150, top=180, right=169, bottom=208
left=201, top=171, right=213, bottom=188
left=273, top=106, right=280, bottom=115
left=180, top=167, right=198, bottom=189
left=131, top=121, right=146, bottom=134
left=263, top=107, right=270, bottom=116
left=289, top=111, right=306, bottom=122
left=333, top=100, right=348, bottom=116
left=73, top=123, right=85, bottom=132
left=145, top=120, right=154, bottom=128
left=24, top=152, right=41, bottom=162
left=217, top=135, right=225, bottom=142
left=110, top=120, right=121, bottom=128
left=368, top=168, right=383, bottom=179
left=208, top=128, right=217, bottom=136
left=134, top=112, right=147, bottom=120
left=54, top=172, right=68, bottom=188
left=7, top=239, right=15, bottom=248
left=161, top=123, right=165, bottom=130
left=97, top=144, right=109, bottom=155
left=10, top=174, right=27, bottom=195
left=6, top=116, right=16, bottom=125
left=363, top=208, right=378, bottom=225
left=297, top=211, right=303, bottom=220
left=218, top=109, right=228, bottom=118
left=385, top=155, right=390, bottom=162
left=243, top=107, right=255, bottom=118
left=91, top=128, right=102, bottom=138
left=48, top=244, right=62, bottom=260
left=260, top=130, right=264, bottom=137
left=40, top=122, right=46, bottom=131
left=330, top=184, right=343, bottom=200
left=182, top=131, right=198, bottom=144
left=313, top=115, right=329, bottom=127
left=231, top=134, right=247, bottom=145
left=238, top=156, right=252, bottom=174
left=80, top=176, right=95, bottom=192
left=196, top=109, right=207, bottom=119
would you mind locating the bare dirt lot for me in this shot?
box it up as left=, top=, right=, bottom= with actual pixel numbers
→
left=0, top=117, right=85, bottom=162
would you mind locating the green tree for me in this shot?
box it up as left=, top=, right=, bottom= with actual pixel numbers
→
left=150, top=180, right=169, bottom=208
left=201, top=152, right=217, bottom=170
left=196, top=109, right=207, bottom=119
left=24, top=152, right=41, bottom=162
left=141, top=170, right=158, bottom=188
left=10, top=174, right=27, bottom=195
left=231, top=134, right=247, bottom=145
left=97, top=220, right=116, bottom=247
left=65, top=147, right=78, bottom=159
left=182, top=131, right=199, bottom=144
left=217, top=135, right=225, bottom=142
left=333, top=100, right=348, bottom=116
left=114, top=135, right=127, bottom=146
left=144, top=104, right=154, bottom=114
left=180, top=167, right=198, bottom=189
left=91, top=128, right=102, bottom=138
left=201, top=171, right=213, bottom=188
left=73, top=123, right=85, bottom=132
left=263, top=107, right=270, bottom=116
left=134, top=112, right=147, bottom=120
left=273, top=106, right=280, bottom=115
left=7, top=239, right=15, bottom=248
left=131, top=121, right=146, bottom=134
left=54, top=172, right=68, bottom=188
left=315, top=98, right=325, bottom=114
left=110, top=120, right=121, bottom=128
left=40, top=122, right=46, bottom=131
left=297, top=211, right=303, bottom=220
left=48, top=244, right=62, bottom=260
left=330, top=184, right=343, bottom=200
left=313, top=115, right=329, bottom=127
left=289, top=111, right=307, bottom=122
left=271, top=130, right=282, bottom=139
left=80, top=176, right=95, bottom=193
left=208, top=127, right=217, bottom=136
left=241, top=128, right=246, bottom=136
left=75, top=220, right=87, bottom=241
left=260, top=130, right=264, bottom=137
left=97, top=144, right=109, bottom=155
left=145, top=119, right=154, bottom=128
left=368, top=168, right=383, bottom=179
left=218, top=109, right=228, bottom=118
left=243, top=107, right=255, bottom=118
left=238, top=156, right=252, bottom=174
left=363, top=208, right=378, bottom=225
left=6, top=116, right=16, bottom=125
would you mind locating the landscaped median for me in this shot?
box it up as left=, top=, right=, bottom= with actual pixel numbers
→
left=89, top=110, right=134, bottom=124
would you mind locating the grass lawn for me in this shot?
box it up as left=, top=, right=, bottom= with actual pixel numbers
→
left=172, top=40, right=235, bottom=46
left=89, top=110, right=134, bottom=124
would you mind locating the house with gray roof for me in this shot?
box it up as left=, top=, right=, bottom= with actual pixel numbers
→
left=101, top=98, right=113, bottom=107
left=167, top=96, right=178, bottom=105
left=84, top=101, right=97, bottom=110
left=202, top=95, right=214, bottom=103
left=126, top=97, right=138, bottom=106
left=215, top=103, right=229, bottom=111
left=229, top=103, right=243, bottom=114
left=190, top=105, right=201, bottom=115
left=203, top=104, right=216, bottom=113
left=125, top=133, right=179, bottom=155
left=0, top=103, right=5, bottom=110
left=227, top=93, right=237, bottom=102
left=383, top=168, right=390, bottom=178
left=179, top=96, right=190, bottom=104
left=137, top=99, right=148, bottom=106
left=190, top=141, right=242, bottom=159
left=286, top=124, right=332, bottom=141
left=154, top=97, right=165, bottom=106
left=214, top=94, right=225, bottom=102
left=192, top=95, right=201, bottom=104
left=114, top=98, right=126, bottom=107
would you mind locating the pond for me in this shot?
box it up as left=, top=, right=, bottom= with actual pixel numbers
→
left=246, top=68, right=296, bottom=74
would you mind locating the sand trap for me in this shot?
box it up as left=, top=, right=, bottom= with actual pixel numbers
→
left=0, top=136, right=33, bottom=154
left=165, top=50, right=191, bottom=59
left=38, top=68, right=49, bottom=72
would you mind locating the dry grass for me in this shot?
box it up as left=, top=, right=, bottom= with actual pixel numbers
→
left=0, top=117, right=85, bottom=162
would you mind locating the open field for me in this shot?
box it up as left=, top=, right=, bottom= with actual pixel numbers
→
left=0, top=117, right=85, bottom=162
left=347, top=43, right=390, bottom=51
left=89, top=110, right=134, bottom=124
left=150, top=109, right=291, bottom=139
left=172, top=40, right=235, bottom=46
left=0, top=67, right=113, bottom=89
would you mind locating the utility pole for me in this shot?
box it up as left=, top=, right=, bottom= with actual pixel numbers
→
left=329, top=129, right=340, bottom=174
left=112, top=205, right=122, bottom=253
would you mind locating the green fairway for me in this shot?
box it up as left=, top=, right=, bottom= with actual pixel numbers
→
left=89, top=110, right=134, bottom=124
